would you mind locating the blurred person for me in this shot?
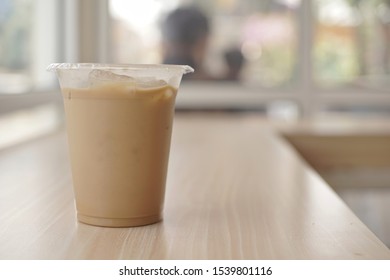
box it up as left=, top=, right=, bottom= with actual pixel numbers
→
left=161, top=6, right=211, bottom=80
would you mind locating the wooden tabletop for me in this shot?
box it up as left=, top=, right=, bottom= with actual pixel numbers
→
left=0, top=114, right=389, bottom=259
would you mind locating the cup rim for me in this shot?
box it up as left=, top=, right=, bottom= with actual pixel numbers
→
left=47, top=63, right=194, bottom=74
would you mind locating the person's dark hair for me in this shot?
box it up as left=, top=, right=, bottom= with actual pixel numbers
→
left=161, top=6, right=209, bottom=46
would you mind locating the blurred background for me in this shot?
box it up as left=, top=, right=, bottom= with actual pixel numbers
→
left=0, top=0, right=389, bottom=246
left=1, top=0, right=390, bottom=122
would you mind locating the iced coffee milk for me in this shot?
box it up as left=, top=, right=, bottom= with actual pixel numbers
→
left=48, top=64, right=193, bottom=227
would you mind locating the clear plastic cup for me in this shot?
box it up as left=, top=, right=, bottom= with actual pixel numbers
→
left=48, top=63, right=193, bottom=227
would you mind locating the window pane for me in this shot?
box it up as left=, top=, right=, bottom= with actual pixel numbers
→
left=314, top=0, right=390, bottom=89
left=109, top=0, right=300, bottom=87
left=0, top=0, right=33, bottom=93
left=0, top=0, right=59, bottom=94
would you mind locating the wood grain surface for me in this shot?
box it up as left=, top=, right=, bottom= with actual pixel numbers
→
left=0, top=114, right=389, bottom=259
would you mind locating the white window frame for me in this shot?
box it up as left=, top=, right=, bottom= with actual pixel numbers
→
left=1, top=0, right=389, bottom=119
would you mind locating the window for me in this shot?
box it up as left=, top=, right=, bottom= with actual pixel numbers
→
left=108, top=0, right=390, bottom=118
left=314, top=0, right=390, bottom=89
left=2, top=0, right=389, bottom=121
left=109, top=0, right=300, bottom=88
left=0, top=0, right=60, bottom=94
left=0, top=0, right=34, bottom=94
left=0, top=0, right=63, bottom=149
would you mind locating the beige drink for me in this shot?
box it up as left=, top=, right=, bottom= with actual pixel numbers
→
left=62, top=82, right=177, bottom=227
left=48, top=64, right=193, bottom=227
